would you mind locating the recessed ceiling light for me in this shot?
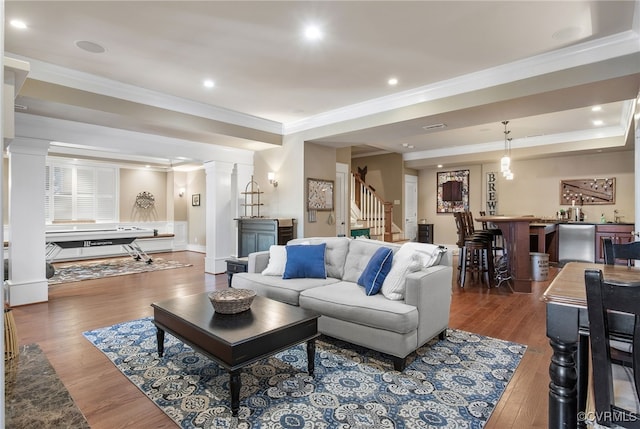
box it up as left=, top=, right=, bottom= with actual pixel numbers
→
left=437, top=164, right=443, bottom=168
left=75, top=40, right=106, bottom=54
left=591, top=105, right=602, bottom=112
left=203, top=79, right=215, bottom=89
left=592, top=119, right=604, bottom=126
left=304, top=25, right=323, bottom=41
left=10, top=19, right=27, bottom=29
left=388, top=77, right=398, bottom=86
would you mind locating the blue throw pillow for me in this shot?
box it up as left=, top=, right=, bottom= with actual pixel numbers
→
left=358, top=247, right=393, bottom=295
left=283, top=243, right=327, bottom=279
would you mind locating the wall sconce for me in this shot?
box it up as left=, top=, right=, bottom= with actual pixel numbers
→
left=268, top=172, right=278, bottom=187
left=178, top=187, right=185, bottom=197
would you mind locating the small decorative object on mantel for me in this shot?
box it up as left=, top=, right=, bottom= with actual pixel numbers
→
left=135, top=191, right=155, bottom=209
left=241, top=175, right=264, bottom=217
left=560, top=178, right=615, bottom=205
left=208, top=288, right=256, bottom=314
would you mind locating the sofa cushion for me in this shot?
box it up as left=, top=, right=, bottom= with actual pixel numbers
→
left=288, top=237, right=350, bottom=279
left=261, top=245, right=287, bottom=276
left=299, top=281, right=419, bottom=334
left=283, top=243, right=327, bottom=279
left=232, top=272, right=339, bottom=306
left=343, top=239, right=400, bottom=283
left=357, top=246, right=393, bottom=295
left=381, top=245, right=423, bottom=300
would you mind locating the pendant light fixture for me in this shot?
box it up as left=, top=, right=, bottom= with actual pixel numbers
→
left=500, top=120, right=514, bottom=180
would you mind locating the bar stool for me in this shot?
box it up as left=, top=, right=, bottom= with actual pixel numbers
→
left=479, top=211, right=504, bottom=258
left=454, top=212, right=495, bottom=287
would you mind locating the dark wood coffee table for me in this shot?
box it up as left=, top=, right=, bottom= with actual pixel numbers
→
left=151, top=292, right=319, bottom=416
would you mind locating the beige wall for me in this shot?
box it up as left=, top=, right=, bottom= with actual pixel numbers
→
left=253, top=135, right=306, bottom=237
left=336, top=147, right=351, bottom=165
left=172, top=170, right=188, bottom=221
left=187, top=169, right=206, bottom=246
left=120, top=168, right=168, bottom=222
left=352, top=153, right=404, bottom=227
left=304, top=142, right=337, bottom=237
left=418, top=150, right=635, bottom=247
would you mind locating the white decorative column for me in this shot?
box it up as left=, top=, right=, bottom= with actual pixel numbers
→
left=204, top=160, right=234, bottom=274
left=7, top=137, right=50, bottom=305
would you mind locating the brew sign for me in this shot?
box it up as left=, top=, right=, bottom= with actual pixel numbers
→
left=486, top=172, right=498, bottom=215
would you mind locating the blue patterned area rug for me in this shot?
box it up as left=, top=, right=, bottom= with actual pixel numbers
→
left=83, top=318, right=526, bottom=428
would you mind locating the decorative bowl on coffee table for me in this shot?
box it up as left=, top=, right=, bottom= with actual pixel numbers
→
left=208, top=288, right=256, bottom=314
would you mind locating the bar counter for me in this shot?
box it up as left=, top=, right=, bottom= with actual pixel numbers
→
left=477, top=215, right=540, bottom=293
left=477, top=216, right=635, bottom=293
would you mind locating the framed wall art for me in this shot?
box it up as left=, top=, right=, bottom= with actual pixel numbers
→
left=307, top=178, right=334, bottom=211
left=437, top=170, right=469, bottom=213
left=192, top=193, right=201, bottom=206
left=560, top=178, right=615, bottom=205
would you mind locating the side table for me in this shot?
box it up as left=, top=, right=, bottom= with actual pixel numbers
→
left=417, top=223, right=434, bottom=244
left=225, top=257, right=248, bottom=287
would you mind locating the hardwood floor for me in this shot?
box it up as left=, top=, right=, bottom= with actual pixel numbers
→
left=10, top=251, right=554, bottom=428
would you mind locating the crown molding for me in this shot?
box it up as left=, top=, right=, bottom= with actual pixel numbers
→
left=7, top=53, right=284, bottom=136
left=284, top=30, right=640, bottom=135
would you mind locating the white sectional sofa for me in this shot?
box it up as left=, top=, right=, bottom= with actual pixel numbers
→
left=231, top=236, right=453, bottom=371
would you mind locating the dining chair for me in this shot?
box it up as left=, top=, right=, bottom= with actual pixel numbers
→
left=585, top=269, right=640, bottom=428
left=603, top=238, right=640, bottom=267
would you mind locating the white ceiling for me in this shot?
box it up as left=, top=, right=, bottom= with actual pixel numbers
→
left=4, top=1, right=640, bottom=169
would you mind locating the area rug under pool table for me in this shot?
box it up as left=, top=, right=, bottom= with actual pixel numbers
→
left=49, top=257, right=193, bottom=285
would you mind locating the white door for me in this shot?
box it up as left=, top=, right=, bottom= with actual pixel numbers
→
left=404, top=175, right=418, bottom=241
left=335, top=163, right=349, bottom=237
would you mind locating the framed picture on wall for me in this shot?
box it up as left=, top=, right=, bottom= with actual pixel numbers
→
left=192, top=193, right=200, bottom=206
left=437, top=170, right=469, bottom=213
left=307, top=178, right=334, bottom=211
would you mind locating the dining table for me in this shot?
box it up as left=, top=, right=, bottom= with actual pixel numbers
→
left=542, top=261, right=640, bottom=429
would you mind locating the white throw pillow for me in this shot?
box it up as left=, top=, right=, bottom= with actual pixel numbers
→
left=401, top=242, right=447, bottom=268
left=381, top=245, right=422, bottom=300
left=261, top=245, right=287, bottom=276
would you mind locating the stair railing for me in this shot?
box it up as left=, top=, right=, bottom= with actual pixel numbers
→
left=351, top=173, right=393, bottom=242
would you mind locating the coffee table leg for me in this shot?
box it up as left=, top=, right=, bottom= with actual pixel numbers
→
left=230, top=370, right=241, bottom=416
left=307, top=339, right=316, bottom=376
left=156, top=327, right=165, bottom=357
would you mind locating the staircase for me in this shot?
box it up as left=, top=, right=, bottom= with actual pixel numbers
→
left=350, top=173, right=406, bottom=242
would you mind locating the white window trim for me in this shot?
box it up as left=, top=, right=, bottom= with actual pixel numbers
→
left=45, top=157, right=120, bottom=224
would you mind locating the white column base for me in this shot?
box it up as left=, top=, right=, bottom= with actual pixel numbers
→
left=7, top=278, right=48, bottom=306
left=205, top=256, right=227, bottom=275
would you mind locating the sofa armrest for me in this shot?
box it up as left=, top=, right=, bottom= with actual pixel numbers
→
left=247, top=251, right=270, bottom=273
left=404, top=264, right=453, bottom=346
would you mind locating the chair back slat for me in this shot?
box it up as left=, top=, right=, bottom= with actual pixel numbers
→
left=479, top=211, right=488, bottom=230
left=603, top=238, right=640, bottom=267
left=585, top=269, right=640, bottom=428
